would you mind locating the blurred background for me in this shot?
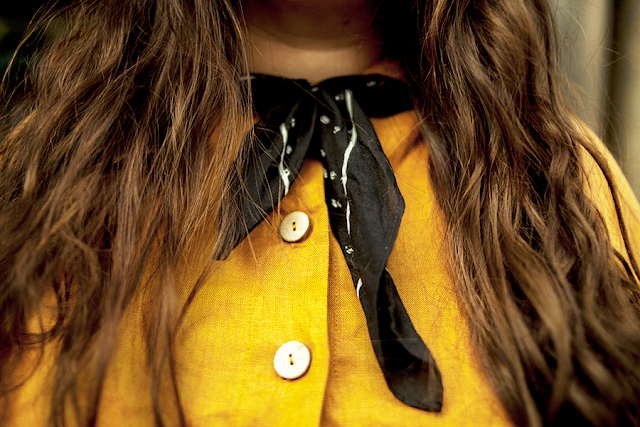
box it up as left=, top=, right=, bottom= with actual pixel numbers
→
left=1, top=0, right=639, bottom=197
left=554, top=0, right=640, bottom=199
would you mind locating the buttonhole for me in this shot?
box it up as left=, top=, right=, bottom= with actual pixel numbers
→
left=292, top=222, right=297, bottom=231
left=289, top=354, right=294, bottom=365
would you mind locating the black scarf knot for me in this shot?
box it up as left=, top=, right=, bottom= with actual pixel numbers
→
left=224, top=74, right=443, bottom=412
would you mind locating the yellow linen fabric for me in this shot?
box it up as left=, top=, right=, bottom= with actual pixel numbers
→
left=4, top=110, right=639, bottom=427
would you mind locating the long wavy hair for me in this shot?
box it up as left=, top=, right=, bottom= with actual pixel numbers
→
left=1, top=0, right=639, bottom=426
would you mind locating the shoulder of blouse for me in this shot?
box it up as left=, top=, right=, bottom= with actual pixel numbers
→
left=577, top=121, right=640, bottom=275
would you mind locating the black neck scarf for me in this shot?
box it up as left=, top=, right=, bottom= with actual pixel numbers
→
left=226, top=74, right=443, bottom=412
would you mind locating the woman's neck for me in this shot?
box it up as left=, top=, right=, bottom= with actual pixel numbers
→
left=242, top=0, right=381, bottom=82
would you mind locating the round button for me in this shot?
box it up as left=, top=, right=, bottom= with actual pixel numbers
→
left=279, top=211, right=310, bottom=242
left=273, top=341, right=311, bottom=380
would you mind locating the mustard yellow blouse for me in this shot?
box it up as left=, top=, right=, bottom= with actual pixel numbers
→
left=5, top=108, right=640, bottom=426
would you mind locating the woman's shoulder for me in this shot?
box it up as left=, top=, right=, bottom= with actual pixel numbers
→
left=577, top=121, right=640, bottom=266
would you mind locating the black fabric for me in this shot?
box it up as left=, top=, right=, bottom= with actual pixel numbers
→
left=227, top=74, right=443, bottom=412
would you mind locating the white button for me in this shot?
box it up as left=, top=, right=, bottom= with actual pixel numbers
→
left=279, top=211, right=310, bottom=242
left=274, top=341, right=311, bottom=380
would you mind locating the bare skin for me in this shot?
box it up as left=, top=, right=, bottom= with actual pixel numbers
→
left=242, top=0, right=382, bottom=82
